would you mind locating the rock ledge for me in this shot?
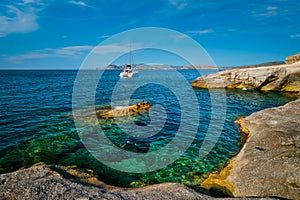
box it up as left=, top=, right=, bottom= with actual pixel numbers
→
left=192, top=63, right=300, bottom=95
left=0, top=164, right=216, bottom=200
left=201, top=99, right=300, bottom=199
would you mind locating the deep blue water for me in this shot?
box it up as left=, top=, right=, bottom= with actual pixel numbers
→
left=0, top=70, right=297, bottom=187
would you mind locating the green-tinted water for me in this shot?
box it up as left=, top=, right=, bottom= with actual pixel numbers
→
left=0, top=70, right=297, bottom=187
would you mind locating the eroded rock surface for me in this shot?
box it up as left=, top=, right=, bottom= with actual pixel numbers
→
left=98, top=101, right=151, bottom=119
left=0, top=164, right=214, bottom=200
left=286, top=52, right=300, bottom=64
left=192, top=63, right=300, bottom=94
left=201, top=99, right=300, bottom=199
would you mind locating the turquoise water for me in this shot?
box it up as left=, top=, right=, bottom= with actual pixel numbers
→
left=0, top=70, right=297, bottom=187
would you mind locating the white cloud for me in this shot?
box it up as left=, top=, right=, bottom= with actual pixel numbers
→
left=5, top=43, right=147, bottom=65
left=253, top=6, right=278, bottom=17
left=169, top=0, right=188, bottom=10
left=93, top=43, right=144, bottom=54
left=98, top=35, right=111, bottom=39
left=0, top=1, right=43, bottom=37
left=266, top=6, right=277, bottom=11
left=22, top=0, right=44, bottom=5
left=172, top=33, right=189, bottom=41
left=68, top=0, right=89, bottom=7
left=7, top=45, right=94, bottom=61
left=289, top=34, right=300, bottom=39
left=6, top=43, right=145, bottom=62
left=14, top=0, right=44, bottom=6
left=186, top=29, right=214, bottom=35
left=54, top=45, right=94, bottom=55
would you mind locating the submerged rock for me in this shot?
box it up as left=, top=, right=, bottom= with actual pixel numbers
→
left=98, top=101, right=151, bottom=119
left=201, top=99, right=300, bottom=199
left=2, top=97, right=296, bottom=199
left=70, top=102, right=151, bottom=120
left=191, top=62, right=300, bottom=94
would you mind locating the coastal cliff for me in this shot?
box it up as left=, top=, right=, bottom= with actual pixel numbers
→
left=191, top=62, right=300, bottom=94
left=201, top=99, right=300, bottom=199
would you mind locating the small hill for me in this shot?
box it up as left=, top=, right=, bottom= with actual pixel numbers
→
left=218, top=61, right=285, bottom=71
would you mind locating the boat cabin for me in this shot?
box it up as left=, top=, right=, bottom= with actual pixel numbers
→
left=124, top=65, right=132, bottom=73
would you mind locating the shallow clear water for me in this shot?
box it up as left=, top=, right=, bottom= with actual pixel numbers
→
left=0, top=70, right=297, bottom=187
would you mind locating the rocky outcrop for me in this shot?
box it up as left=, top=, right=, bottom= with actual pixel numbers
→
left=0, top=164, right=217, bottom=200
left=191, top=63, right=300, bottom=94
left=286, top=52, right=300, bottom=64
left=98, top=101, right=151, bottom=119
left=201, top=99, right=300, bottom=199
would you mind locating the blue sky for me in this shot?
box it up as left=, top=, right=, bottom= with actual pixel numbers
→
left=0, top=0, right=300, bottom=69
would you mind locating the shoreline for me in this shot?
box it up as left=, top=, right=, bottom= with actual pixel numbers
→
left=1, top=62, right=300, bottom=199
left=193, top=60, right=300, bottom=198
left=201, top=98, right=300, bottom=199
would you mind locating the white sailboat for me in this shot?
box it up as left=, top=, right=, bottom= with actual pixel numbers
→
left=119, top=45, right=138, bottom=78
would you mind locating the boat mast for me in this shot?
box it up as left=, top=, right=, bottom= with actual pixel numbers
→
left=129, top=43, right=134, bottom=66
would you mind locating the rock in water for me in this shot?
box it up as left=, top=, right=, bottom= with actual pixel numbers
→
left=98, top=101, right=151, bottom=119
left=201, top=99, right=300, bottom=199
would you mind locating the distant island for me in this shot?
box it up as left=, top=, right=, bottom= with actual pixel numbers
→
left=97, top=61, right=286, bottom=71
left=97, top=64, right=217, bottom=70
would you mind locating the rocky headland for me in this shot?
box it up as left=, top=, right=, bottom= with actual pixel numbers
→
left=201, top=98, right=300, bottom=199
left=195, top=56, right=300, bottom=199
left=191, top=62, right=300, bottom=95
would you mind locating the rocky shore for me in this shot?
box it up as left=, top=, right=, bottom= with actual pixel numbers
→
left=1, top=61, right=300, bottom=199
left=201, top=98, right=300, bottom=199
left=0, top=163, right=287, bottom=200
left=191, top=62, right=300, bottom=95
left=0, top=164, right=215, bottom=200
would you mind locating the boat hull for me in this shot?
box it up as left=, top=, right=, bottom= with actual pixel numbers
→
left=119, top=71, right=138, bottom=78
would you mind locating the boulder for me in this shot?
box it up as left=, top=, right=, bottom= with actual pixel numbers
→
left=191, top=63, right=300, bottom=94
left=201, top=99, right=300, bottom=199
left=98, top=101, right=151, bottom=119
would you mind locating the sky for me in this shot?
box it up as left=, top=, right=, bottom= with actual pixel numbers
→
left=0, top=0, right=300, bottom=69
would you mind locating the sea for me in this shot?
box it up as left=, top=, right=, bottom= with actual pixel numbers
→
left=0, top=69, right=297, bottom=187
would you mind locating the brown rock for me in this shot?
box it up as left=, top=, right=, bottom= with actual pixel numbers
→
left=201, top=99, right=300, bottom=199
left=286, top=52, right=300, bottom=64
left=98, top=101, right=151, bottom=119
left=280, top=73, right=300, bottom=92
